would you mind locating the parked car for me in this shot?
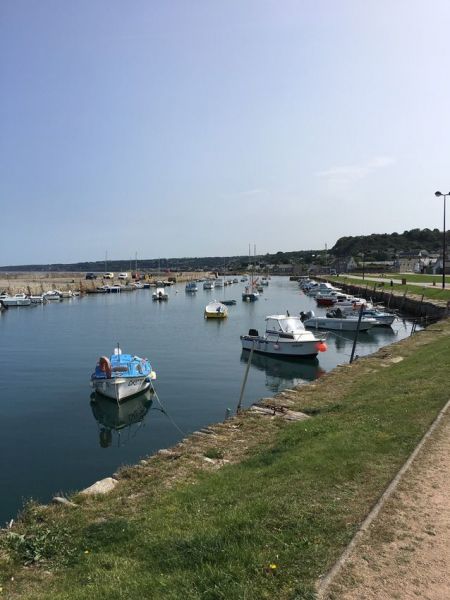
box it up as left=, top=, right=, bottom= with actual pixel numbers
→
left=118, top=272, right=129, bottom=280
left=85, top=272, right=97, bottom=280
left=103, top=272, right=114, bottom=279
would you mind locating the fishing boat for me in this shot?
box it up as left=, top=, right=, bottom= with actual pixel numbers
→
left=204, top=301, right=228, bottom=319
left=90, top=346, right=156, bottom=402
left=152, top=287, right=169, bottom=301
left=185, top=281, right=198, bottom=292
left=301, top=310, right=377, bottom=332
left=1, top=293, right=31, bottom=307
left=203, top=280, right=215, bottom=290
left=240, top=315, right=327, bottom=358
left=242, top=285, right=259, bottom=302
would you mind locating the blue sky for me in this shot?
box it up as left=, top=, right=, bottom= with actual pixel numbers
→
left=1, top=1, right=449, bottom=265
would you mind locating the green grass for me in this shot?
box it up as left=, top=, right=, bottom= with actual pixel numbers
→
left=351, top=272, right=450, bottom=285
left=331, top=275, right=450, bottom=302
left=1, top=322, right=450, bottom=599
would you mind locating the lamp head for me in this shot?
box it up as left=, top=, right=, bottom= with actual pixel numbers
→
left=435, top=191, right=442, bottom=197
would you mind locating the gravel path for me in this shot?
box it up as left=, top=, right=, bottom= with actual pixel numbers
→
left=326, top=408, right=450, bottom=600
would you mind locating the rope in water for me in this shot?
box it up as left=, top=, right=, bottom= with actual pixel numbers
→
left=150, top=384, right=186, bottom=437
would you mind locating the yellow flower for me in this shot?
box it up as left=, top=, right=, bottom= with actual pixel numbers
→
left=269, top=563, right=277, bottom=570
left=84, top=550, right=90, bottom=554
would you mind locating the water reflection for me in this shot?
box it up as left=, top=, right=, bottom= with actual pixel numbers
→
left=240, top=350, right=325, bottom=393
left=90, top=390, right=155, bottom=448
left=325, top=326, right=398, bottom=351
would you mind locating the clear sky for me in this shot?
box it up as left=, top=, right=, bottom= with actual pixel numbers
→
left=1, top=0, right=449, bottom=265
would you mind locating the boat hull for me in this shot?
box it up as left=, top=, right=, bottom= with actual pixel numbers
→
left=2, top=298, right=31, bottom=306
left=205, top=311, right=227, bottom=319
left=304, top=317, right=375, bottom=331
left=242, top=293, right=259, bottom=302
left=316, top=298, right=336, bottom=307
left=372, top=315, right=395, bottom=326
left=241, top=336, right=319, bottom=358
left=91, top=376, right=151, bottom=402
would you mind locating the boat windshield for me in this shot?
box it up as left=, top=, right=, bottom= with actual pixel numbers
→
left=266, top=317, right=305, bottom=333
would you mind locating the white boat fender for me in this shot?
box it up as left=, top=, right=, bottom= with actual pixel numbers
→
left=146, top=371, right=157, bottom=381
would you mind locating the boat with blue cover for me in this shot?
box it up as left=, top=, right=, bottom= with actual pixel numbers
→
left=185, top=281, right=198, bottom=292
left=91, top=346, right=156, bottom=402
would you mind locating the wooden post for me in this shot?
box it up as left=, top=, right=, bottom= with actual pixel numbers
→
left=237, top=343, right=255, bottom=414
left=349, top=304, right=364, bottom=364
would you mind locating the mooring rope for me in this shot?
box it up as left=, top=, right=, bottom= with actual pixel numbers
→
left=150, top=384, right=187, bottom=436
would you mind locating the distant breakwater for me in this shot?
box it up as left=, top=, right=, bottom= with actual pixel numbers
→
left=0, top=272, right=210, bottom=296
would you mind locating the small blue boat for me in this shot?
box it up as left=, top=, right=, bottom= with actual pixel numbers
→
left=185, top=281, right=198, bottom=292
left=91, top=346, right=156, bottom=402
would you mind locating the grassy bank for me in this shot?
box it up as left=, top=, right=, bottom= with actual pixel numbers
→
left=351, top=272, right=450, bottom=285
left=1, top=321, right=450, bottom=599
left=330, top=275, right=450, bottom=302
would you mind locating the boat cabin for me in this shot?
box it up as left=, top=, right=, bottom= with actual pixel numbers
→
left=265, top=315, right=306, bottom=337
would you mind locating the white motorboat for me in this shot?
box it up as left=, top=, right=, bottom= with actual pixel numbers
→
left=241, top=315, right=327, bottom=358
left=301, top=310, right=377, bottom=332
left=204, top=301, right=228, bottom=319
left=152, top=287, right=169, bottom=301
left=60, top=290, right=74, bottom=299
left=215, top=278, right=224, bottom=288
left=1, top=293, right=31, bottom=307
left=358, top=309, right=396, bottom=327
left=203, top=280, right=215, bottom=290
left=44, top=290, right=62, bottom=301
left=306, top=282, right=339, bottom=297
left=30, top=295, right=45, bottom=304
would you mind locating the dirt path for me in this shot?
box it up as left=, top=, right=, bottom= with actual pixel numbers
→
left=326, top=407, right=450, bottom=600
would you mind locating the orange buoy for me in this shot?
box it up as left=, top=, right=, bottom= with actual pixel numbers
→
left=316, top=341, right=328, bottom=353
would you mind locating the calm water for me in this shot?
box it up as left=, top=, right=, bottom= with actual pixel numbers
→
left=0, top=277, right=415, bottom=523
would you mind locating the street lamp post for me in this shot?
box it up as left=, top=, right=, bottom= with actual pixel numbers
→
left=435, top=191, right=449, bottom=289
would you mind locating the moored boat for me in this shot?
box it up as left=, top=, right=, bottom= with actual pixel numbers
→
left=204, top=301, right=228, bottom=319
left=242, top=285, right=259, bottom=302
left=91, top=346, right=156, bottom=402
left=240, top=315, right=327, bottom=358
left=185, top=281, right=198, bottom=292
left=152, top=287, right=169, bottom=301
left=1, top=293, right=31, bottom=307
left=301, top=310, right=377, bottom=332
left=203, top=280, right=215, bottom=290
left=44, top=290, right=62, bottom=301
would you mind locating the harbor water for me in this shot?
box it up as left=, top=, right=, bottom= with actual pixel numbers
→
left=0, top=277, right=416, bottom=523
